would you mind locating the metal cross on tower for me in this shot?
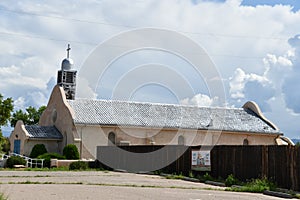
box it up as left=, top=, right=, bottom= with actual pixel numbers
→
left=67, top=44, right=71, bottom=58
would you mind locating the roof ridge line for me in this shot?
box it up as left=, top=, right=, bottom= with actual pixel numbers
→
left=68, top=98, right=243, bottom=110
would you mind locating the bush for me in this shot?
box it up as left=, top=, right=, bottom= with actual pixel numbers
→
left=227, top=178, right=276, bottom=193
left=202, top=172, right=213, bottom=181
left=30, top=144, right=47, bottom=158
left=63, top=144, right=79, bottom=160
left=225, top=174, right=239, bottom=186
left=69, top=161, right=88, bottom=170
left=6, top=156, right=26, bottom=168
left=37, top=153, right=65, bottom=168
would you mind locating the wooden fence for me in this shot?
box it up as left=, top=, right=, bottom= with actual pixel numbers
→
left=210, top=145, right=300, bottom=191
left=96, top=145, right=300, bottom=191
left=97, top=145, right=191, bottom=174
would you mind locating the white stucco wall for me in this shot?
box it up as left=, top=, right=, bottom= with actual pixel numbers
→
left=76, top=124, right=278, bottom=159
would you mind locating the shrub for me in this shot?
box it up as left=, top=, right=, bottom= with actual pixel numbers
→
left=69, top=161, right=88, bottom=170
left=227, top=178, right=276, bottom=193
left=63, top=144, right=79, bottom=160
left=6, top=156, right=26, bottom=168
left=202, top=172, right=213, bottom=181
left=225, top=174, right=239, bottom=186
left=30, top=144, right=47, bottom=158
left=37, top=153, right=65, bottom=168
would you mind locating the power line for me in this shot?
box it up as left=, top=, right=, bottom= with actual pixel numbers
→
left=0, top=31, right=97, bottom=46
left=0, top=30, right=265, bottom=60
left=0, top=6, right=289, bottom=60
left=0, top=7, right=136, bottom=28
left=0, top=6, right=289, bottom=41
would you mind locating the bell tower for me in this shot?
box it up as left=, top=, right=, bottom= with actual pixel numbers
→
left=57, top=44, right=77, bottom=100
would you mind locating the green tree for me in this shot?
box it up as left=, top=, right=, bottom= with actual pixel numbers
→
left=1, top=137, right=10, bottom=154
left=0, top=94, right=13, bottom=152
left=296, top=142, right=300, bottom=147
left=10, top=105, right=46, bottom=127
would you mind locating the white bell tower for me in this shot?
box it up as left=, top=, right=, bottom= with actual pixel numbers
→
left=57, top=44, right=77, bottom=100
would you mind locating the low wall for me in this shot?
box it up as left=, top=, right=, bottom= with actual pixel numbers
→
left=50, top=159, right=91, bottom=168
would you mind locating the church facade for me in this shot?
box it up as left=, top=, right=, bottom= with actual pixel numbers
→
left=9, top=47, right=288, bottom=159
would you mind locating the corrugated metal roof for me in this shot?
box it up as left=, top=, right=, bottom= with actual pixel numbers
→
left=67, top=99, right=280, bottom=134
left=25, top=126, right=63, bottom=139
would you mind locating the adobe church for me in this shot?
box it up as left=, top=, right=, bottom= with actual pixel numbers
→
left=10, top=46, right=290, bottom=159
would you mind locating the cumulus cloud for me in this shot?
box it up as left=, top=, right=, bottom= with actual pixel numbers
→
left=229, top=67, right=271, bottom=99
left=228, top=48, right=296, bottom=112
left=180, top=94, right=219, bottom=107
left=282, top=35, right=300, bottom=113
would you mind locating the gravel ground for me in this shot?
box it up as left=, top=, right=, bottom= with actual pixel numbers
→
left=0, top=171, right=283, bottom=200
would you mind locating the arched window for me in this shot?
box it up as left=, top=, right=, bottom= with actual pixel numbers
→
left=178, top=135, right=185, bottom=145
left=243, top=139, right=249, bottom=145
left=108, top=132, right=116, bottom=145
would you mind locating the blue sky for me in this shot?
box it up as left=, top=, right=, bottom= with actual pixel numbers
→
left=242, top=0, right=300, bottom=11
left=193, top=0, right=300, bottom=11
left=0, top=0, right=300, bottom=139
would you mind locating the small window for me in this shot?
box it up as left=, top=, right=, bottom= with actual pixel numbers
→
left=243, top=139, right=249, bottom=145
left=108, top=132, right=116, bottom=145
left=178, top=135, right=185, bottom=145
left=52, top=109, right=57, bottom=123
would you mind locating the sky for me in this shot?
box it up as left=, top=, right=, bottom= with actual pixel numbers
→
left=0, top=0, right=300, bottom=139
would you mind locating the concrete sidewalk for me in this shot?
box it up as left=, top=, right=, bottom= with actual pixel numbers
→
left=0, top=171, right=282, bottom=200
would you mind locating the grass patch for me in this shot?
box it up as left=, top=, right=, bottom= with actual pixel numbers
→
left=24, top=167, right=69, bottom=171
left=0, top=193, right=8, bottom=200
left=0, top=175, right=51, bottom=178
left=165, top=174, right=185, bottom=180
left=226, top=178, right=276, bottom=193
left=6, top=181, right=83, bottom=185
left=89, top=182, right=218, bottom=190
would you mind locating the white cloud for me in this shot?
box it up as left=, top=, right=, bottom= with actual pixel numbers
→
left=76, top=77, right=98, bottom=99
left=14, top=96, right=26, bottom=111
left=0, top=65, right=45, bottom=90
left=180, top=94, right=219, bottom=107
left=229, top=67, right=270, bottom=99
left=229, top=68, right=248, bottom=99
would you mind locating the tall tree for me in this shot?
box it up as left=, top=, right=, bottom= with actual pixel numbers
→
left=10, top=105, right=46, bottom=127
left=0, top=94, right=13, bottom=153
left=0, top=94, right=14, bottom=135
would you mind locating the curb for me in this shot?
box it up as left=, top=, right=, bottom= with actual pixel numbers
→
left=182, top=177, right=200, bottom=182
left=263, top=190, right=293, bottom=199
left=205, top=180, right=226, bottom=187
left=113, top=169, right=128, bottom=173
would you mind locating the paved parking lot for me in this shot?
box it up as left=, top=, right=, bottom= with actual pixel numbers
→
left=0, top=171, right=283, bottom=200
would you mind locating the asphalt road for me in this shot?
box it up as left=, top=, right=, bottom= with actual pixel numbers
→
left=0, top=171, right=283, bottom=200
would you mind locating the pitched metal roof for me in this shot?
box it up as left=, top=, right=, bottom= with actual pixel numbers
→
left=67, top=99, right=280, bottom=134
left=25, top=125, right=63, bottom=139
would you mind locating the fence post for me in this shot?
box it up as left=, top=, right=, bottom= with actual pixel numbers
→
left=290, top=145, right=298, bottom=191
left=261, top=146, right=268, bottom=178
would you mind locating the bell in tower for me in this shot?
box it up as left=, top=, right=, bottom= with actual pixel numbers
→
left=57, top=44, right=77, bottom=100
